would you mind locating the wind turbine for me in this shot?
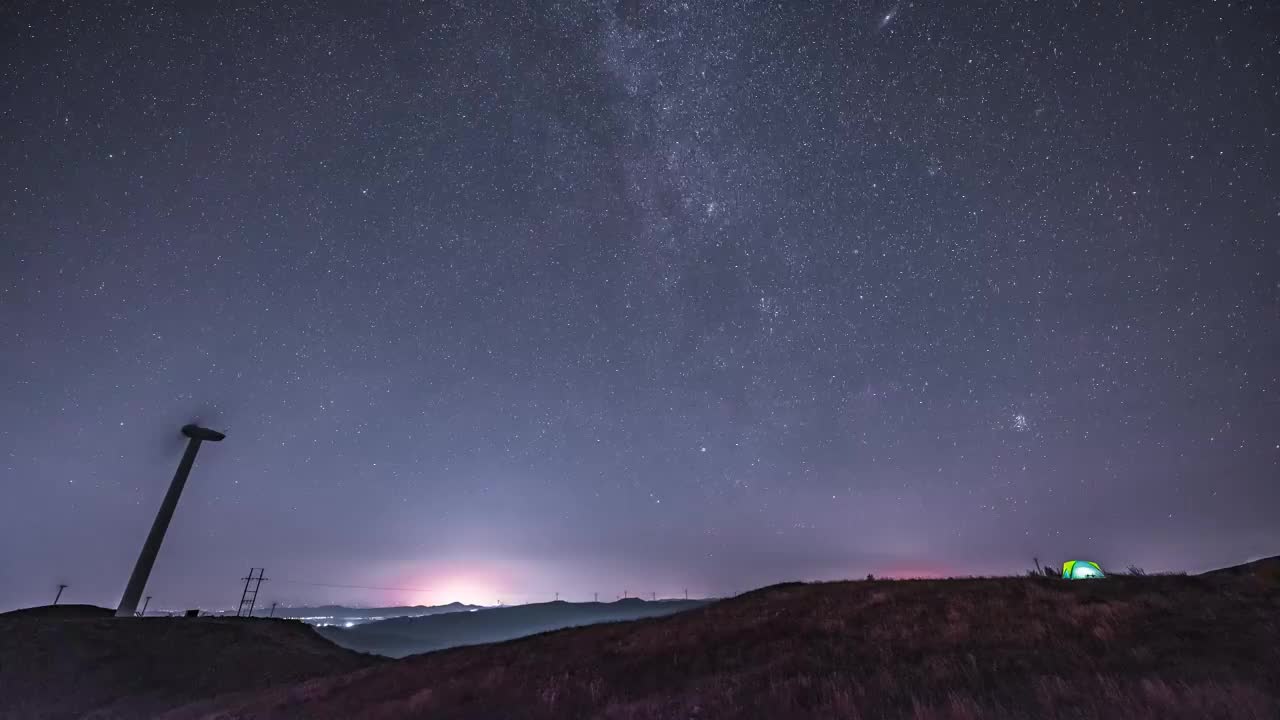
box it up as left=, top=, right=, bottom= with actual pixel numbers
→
left=116, top=424, right=226, bottom=618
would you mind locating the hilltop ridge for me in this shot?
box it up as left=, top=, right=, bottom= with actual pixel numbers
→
left=166, top=572, right=1280, bottom=719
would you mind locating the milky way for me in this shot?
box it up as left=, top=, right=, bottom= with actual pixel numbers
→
left=1, top=0, right=1277, bottom=611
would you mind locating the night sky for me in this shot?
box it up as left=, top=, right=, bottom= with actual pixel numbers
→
left=2, top=0, right=1278, bottom=612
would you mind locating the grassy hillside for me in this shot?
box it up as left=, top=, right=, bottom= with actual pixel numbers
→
left=161, top=573, right=1280, bottom=720
left=0, top=615, right=382, bottom=720
left=1200, top=554, right=1280, bottom=582
left=319, top=598, right=711, bottom=657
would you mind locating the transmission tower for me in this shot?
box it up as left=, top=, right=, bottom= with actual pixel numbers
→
left=236, top=568, right=268, bottom=617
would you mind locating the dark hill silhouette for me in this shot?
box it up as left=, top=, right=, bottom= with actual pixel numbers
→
left=0, top=603, right=113, bottom=619
left=165, top=573, right=1280, bottom=720
left=10, top=558, right=1279, bottom=719
left=1200, top=554, right=1280, bottom=582
left=317, top=597, right=711, bottom=657
left=0, top=614, right=381, bottom=719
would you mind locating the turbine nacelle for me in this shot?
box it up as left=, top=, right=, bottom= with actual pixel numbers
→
left=182, top=424, right=226, bottom=442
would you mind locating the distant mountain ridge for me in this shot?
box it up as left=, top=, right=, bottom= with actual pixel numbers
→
left=194, top=599, right=483, bottom=622
left=267, top=601, right=480, bottom=623
left=318, top=597, right=711, bottom=657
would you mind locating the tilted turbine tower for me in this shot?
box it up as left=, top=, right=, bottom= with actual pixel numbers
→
left=116, top=424, right=226, bottom=618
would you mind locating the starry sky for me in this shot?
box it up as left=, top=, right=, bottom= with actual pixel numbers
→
left=2, top=0, right=1278, bottom=612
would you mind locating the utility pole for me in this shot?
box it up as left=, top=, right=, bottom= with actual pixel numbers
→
left=651, top=592, right=656, bottom=601
left=53, top=584, right=67, bottom=605
left=116, top=424, right=226, bottom=617
left=593, top=592, right=598, bottom=602
left=623, top=589, right=627, bottom=599
left=684, top=588, right=688, bottom=600
left=139, top=596, right=152, bottom=617
left=554, top=592, right=559, bottom=601
left=268, top=602, right=277, bottom=618
left=236, top=568, right=267, bottom=617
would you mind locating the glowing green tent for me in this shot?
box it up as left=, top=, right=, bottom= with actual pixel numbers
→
left=1062, top=560, right=1105, bottom=579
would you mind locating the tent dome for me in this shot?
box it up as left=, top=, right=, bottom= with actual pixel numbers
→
left=1062, top=560, right=1105, bottom=579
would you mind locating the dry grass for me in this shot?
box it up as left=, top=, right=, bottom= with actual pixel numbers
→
left=159, top=573, right=1280, bottom=719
